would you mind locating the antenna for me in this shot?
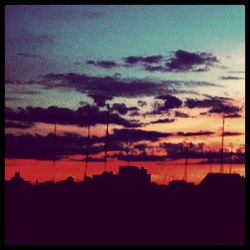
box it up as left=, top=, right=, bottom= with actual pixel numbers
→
left=220, top=112, right=225, bottom=174
left=104, top=104, right=110, bottom=172
left=52, top=122, right=57, bottom=182
left=53, top=122, right=57, bottom=166
left=229, top=143, right=233, bottom=174
left=84, top=105, right=91, bottom=181
left=184, top=143, right=188, bottom=182
left=209, top=149, right=213, bottom=173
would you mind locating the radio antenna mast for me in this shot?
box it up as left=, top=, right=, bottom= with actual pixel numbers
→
left=84, top=105, right=91, bottom=180
left=104, top=104, right=110, bottom=172
left=220, top=112, right=225, bottom=174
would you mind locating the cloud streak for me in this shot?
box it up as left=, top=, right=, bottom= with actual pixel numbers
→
left=17, top=53, right=42, bottom=59
left=5, top=105, right=141, bottom=128
left=220, top=76, right=244, bottom=80
left=86, top=60, right=118, bottom=69
left=39, top=73, right=218, bottom=99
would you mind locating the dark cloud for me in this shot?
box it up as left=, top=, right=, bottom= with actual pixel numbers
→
left=40, top=73, right=168, bottom=97
left=156, top=95, right=182, bottom=109
left=5, top=121, right=34, bottom=129
left=150, top=118, right=175, bottom=124
left=17, top=53, right=42, bottom=59
left=86, top=60, right=118, bottom=69
left=123, top=50, right=219, bottom=73
left=5, top=133, right=106, bottom=160
left=137, top=100, right=147, bottom=107
left=114, top=153, right=167, bottom=162
left=165, top=50, right=219, bottom=72
left=5, top=106, right=141, bottom=128
left=129, top=111, right=140, bottom=117
left=38, top=73, right=219, bottom=100
left=112, top=103, right=139, bottom=115
left=176, top=131, right=215, bottom=137
left=89, top=94, right=113, bottom=107
left=185, top=98, right=220, bottom=109
left=142, top=50, right=219, bottom=73
left=220, top=76, right=244, bottom=80
left=160, top=142, right=219, bottom=159
left=174, top=111, right=190, bottom=118
left=185, top=97, right=242, bottom=116
left=225, top=113, right=241, bottom=118
left=151, top=95, right=182, bottom=114
left=111, top=128, right=172, bottom=142
left=5, top=127, right=173, bottom=160
left=208, top=104, right=241, bottom=114
left=124, top=55, right=163, bottom=64
left=222, top=132, right=243, bottom=136
left=202, top=94, right=233, bottom=101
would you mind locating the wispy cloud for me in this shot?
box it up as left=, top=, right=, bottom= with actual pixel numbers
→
left=219, top=76, right=244, bottom=80
left=86, top=60, right=118, bottom=69
left=17, top=53, right=42, bottom=59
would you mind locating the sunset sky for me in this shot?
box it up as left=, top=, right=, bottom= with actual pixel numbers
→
left=5, top=5, right=245, bottom=183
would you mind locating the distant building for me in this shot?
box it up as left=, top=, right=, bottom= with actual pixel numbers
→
left=168, top=180, right=195, bottom=191
left=6, top=171, right=30, bottom=188
left=92, top=171, right=115, bottom=185
left=199, top=173, right=244, bottom=192
left=118, top=166, right=151, bottom=186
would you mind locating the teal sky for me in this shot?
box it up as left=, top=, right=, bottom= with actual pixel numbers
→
left=5, top=5, right=245, bottom=109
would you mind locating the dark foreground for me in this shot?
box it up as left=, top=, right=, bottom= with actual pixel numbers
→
left=5, top=166, right=245, bottom=245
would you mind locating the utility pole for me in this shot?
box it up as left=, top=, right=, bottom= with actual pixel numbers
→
left=184, top=144, right=188, bottom=182
left=104, top=104, right=110, bottom=172
left=53, top=122, right=57, bottom=182
left=209, top=149, right=213, bottom=174
left=220, top=112, right=225, bottom=174
left=229, top=143, right=233, bottom=174
left=84, top=105, right=91, bottom=181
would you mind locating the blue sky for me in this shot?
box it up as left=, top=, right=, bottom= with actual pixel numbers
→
left=5, top=5, right=244, bottom=81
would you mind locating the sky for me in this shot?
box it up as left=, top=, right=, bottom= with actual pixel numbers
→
left=5, top=5, right=245, bottom=183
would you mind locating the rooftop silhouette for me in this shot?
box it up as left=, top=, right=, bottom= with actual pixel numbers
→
left=5, top=166, right=245, bottom=245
